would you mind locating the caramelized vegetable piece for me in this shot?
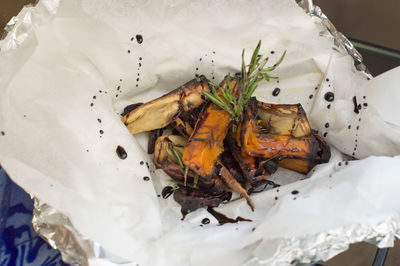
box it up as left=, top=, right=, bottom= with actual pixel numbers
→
left=183, top=78, right=239, bottom=177
left=153, top=135, right=187, bottom=168
left=257, top=101, right=311, bottom=137
left=170, top=117, right=193, bottom=138
left=174, top=187, right=232, bottom=219
left=227, top=134, right=258, bottom=180
left=277, top=134, right=331, bottom=173
left=218, top=161, right=254, bottom=211
left=123, top=76, right=209, bottom=135
left=153, top=134, right=224, bottom=192
left=241, top=98, right=330, bottom=172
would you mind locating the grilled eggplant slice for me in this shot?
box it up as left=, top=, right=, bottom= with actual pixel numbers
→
left=123, top=76, right=209, bottom=135
left=182, top=78, right=239, bottom=177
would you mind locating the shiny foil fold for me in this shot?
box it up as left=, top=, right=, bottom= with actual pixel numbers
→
left=1, top=0, right=386, bottom=265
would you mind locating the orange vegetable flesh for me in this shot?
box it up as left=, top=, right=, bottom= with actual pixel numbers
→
left=241, top=98, right=321, bottom=163
left=182, top=77, right=239, bottom=177
left=182, top=104, right=231, bottom=177
left=241, top=119, right=319, bottom=159
left=277, top=158, right=312, bottom=174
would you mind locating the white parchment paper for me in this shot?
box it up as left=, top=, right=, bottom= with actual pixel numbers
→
left=1, top=0, right=400, bottom=265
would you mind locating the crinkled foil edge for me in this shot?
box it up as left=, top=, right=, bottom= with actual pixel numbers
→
left=1, top=0, right=383, bottom=265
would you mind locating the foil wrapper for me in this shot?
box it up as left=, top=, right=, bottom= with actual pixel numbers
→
left=1, top=0, right=392, bottom=265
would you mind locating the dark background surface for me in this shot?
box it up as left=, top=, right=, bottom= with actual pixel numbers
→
left=1, top=1, right=399, bottom=265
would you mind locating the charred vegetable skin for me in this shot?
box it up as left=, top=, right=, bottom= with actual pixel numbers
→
left=122, top=76, right=209, bottom=135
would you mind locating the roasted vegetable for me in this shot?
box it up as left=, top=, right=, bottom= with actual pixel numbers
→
left=153, top=134, right=224, bottom=191
left=170, top=117, right=193, bottom=138
left=218, top=160, right=254, bottom=211
left=241, top=98, right=330, bottom=173
left=120, top=41, right=333, bottom=218
left=257, top=101, right=311, bottom=137
left=182, top=78, right=239, bottom=177
left=122, top=76, right=209, bottom=134
left=174, top=187, right=232, bottom=219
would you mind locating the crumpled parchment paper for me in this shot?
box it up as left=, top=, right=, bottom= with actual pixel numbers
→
left=1, top=0, right=400, bottom=265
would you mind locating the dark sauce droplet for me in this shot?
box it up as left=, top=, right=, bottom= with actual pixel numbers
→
left=270, top=50, right=275, bottom=54
left=161, top=186, right=174, bottom=199
left=274, top=196, right=278, bottom=200
left=136, top=34, right=143, bottom=44
left=345, top=161, right=349, bottom=165
left=363, top=103, right=368, bottom=107
left=140, top=161, right=144, bottom=165
left=272, top=88, right=280, bottom=96
left=324, top=92, right=335, bottom=102
left=128, top=50, right=131, bottom=53
left=93, top=96, right=96, bottom=99
left=1, top=131, right=5, bottom=136
left=130, top=37, right=134, bottom=41
left=291, top=190, right=299, bottom=195
left=99, top=130, right=104, bottom=134
left=348, top=125, right=351, bottom=129
left=90, top=103, right=94, bottom=107
left=201, top=218, right=210, bottom=225
left=325, top=123, right=330, bottom=128
left=326, top=78, right=330, bottom=82
left=323, top=132, right=328, bottom=137
left=356, top=126, right=360, bottom=130
left=116, top=145, right=128, bottom=160
left=143, top=176, right=150, bottom=181
left=352, top=96, right=359, bottom=114
left=309, top=94, right=313, bottom=99
left=97, top=118, right=101, bottom=123
left=338, top=162, right=342, bottom=166
left=139, top=57, right=142, bottom=61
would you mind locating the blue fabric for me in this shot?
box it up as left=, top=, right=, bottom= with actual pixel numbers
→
left=0, top=168, right=67, bottom=266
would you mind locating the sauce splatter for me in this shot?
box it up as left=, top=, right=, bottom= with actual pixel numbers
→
left=272, top=88, right=280, bottom=96
left=161, top=186, right=174, bottom=199
left=324, top=92, right=334, bottom=102
left=136, top=34, right=143, bottom=44
left=116, top=145, right=128, bottom=160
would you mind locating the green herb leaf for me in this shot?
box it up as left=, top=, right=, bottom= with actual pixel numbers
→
left=204, top=40, right=286, bottom=123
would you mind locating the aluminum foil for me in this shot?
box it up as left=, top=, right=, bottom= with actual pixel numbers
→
left=1, top=0, right=385, bottom=265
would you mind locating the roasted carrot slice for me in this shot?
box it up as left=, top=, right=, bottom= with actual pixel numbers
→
left=182, top=78, right=239, bottom=177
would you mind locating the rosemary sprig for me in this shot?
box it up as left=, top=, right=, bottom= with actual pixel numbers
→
left=169, top=145, right=199, bottom=188
left=203, top=40, right=286, bottom=123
